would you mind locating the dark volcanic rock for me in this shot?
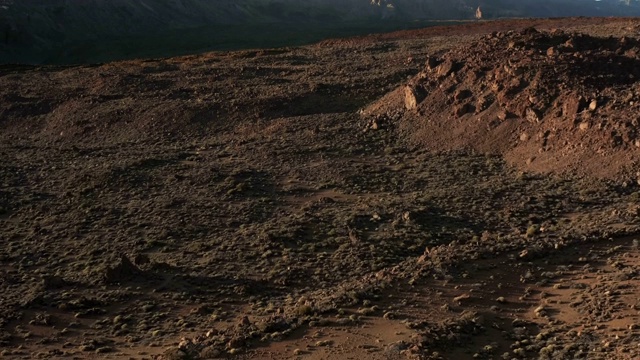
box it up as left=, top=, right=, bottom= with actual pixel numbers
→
left=104, top=255, right=143, bottom=284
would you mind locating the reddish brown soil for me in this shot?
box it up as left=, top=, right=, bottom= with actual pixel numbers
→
left=2, top=17, right=640, bottom=360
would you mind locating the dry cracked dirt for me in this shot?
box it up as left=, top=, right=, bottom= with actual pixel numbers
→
left=2, top=17, right=640, bottom=360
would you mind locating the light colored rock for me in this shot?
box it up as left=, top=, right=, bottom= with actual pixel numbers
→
left=404, top=85, right=426, bottom=110
left=526, top=108, right=540, bottom=123
left=436, top=60, right=455, bottom=78
left=546, top=47, right=556, bottom=57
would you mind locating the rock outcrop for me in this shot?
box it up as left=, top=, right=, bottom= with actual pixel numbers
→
left=364, top=28, right=640, bottom=179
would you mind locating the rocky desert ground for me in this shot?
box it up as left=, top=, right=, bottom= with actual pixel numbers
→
left=2, top=17, right=640, bottom=360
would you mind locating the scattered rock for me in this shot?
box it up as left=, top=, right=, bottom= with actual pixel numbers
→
left=436, top=59, right=457, bottom=78
left=546, top=47, right=556, bottom=57
left=95, top=346, right=113, bottom=354
left=454, top=294, right=471, bottom=303
left=238, top=316, right=251, bottom=327
left=497, top=109, right=510, bottom=121
left=104, top=255, right=143, bottom=284
left=404, top=85, right=427, bottom=110
left=315, top=340, right=333, bottom=347
left=534, top=305, right=547, bottom=317
left=562, top=95, right=585, bottom=117
left=525, top=108, right=540, bottom=123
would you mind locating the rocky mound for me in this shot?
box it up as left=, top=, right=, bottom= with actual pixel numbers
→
left=364, top=28, right=640, bottom=180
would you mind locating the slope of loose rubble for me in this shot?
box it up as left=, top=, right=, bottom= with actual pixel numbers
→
left=365, top=27, right=640, bottom=180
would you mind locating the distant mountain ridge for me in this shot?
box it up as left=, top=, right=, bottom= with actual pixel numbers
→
left=2, top=0, right=640, bottom=64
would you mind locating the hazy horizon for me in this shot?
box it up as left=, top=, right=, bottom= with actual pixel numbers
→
left=2, top=0, right=640, bottom=64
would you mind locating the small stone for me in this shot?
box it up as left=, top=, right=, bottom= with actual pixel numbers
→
left=178, top=338, right=192, bottom=350
left=95, top=346, right=113, bottom=354
left=564, top=38, right=577, bottom=50
left=79, top=345, right=94, bottom=352
left=589, top=100, right=597, bottom=111
left=525, top=108, right=540, bottom=123
left=238, top=316, right=251, bottom=326
left=436, top=60, right=456, bottom=78
left=579, top=122, right=589, bottom=131
left=315, top=340, right=333, bottom=347
left=227, top=336, right=244, bottom=349
left=520, top=133, right=529, bottom=141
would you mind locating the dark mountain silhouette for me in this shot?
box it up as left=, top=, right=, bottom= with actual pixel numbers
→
left=1, top=0, right=639, bottom=64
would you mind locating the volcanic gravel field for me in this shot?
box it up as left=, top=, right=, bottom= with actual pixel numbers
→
left=2, top=17, right=640, bottom=360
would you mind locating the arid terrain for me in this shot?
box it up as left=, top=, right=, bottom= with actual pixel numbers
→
left=2, top=17, right=640, bottom=360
